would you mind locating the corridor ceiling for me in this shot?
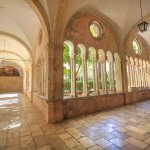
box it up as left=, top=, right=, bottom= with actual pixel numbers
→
left=0, top=0, right=150, bottom=69
left=0, top=0, right=42, bottom=70
left=44, top=0, right=150, bottom=48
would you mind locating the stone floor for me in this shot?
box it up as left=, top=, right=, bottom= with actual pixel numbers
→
left=0, top=94, right=150, bottom=150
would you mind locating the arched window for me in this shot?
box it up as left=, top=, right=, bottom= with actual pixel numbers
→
left=132, top=38, right=141, bottom=55
left=89, top=21, right=103, bottom=39
left=0, top=66, right=20, bottom=76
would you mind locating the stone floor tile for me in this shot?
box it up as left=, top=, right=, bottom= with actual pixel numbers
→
left=32, top=130, right=43, bottom=137
left=33, top=135, right=49, bottom=148
left=1, top=94, right=150, bottom=150
left=88, top=145, right=104, bottom=150
left=0, top=139, right=6, bottom=147
left=144, top=138, right=150, bottom=144
left=59, top=133, right=72, bottom=140
left=72, top=145, right=86, bottom=150
left=72, top=132, right=85, bottom=139
left=6, top=145, right=21, bottom=150
left=37, top=145, right=52, bottom=150
left=78, top=137, right=95, bottom=148
left=6, top=138, right=20, bottom=147
left=66, top=127, right=79, bottom=134
left=125, top=125, right=147, bottom=134
left=63, top=138, right=80, bottom=149
left=122, top=144, right=140, bottom=150
left=124, top=137, right=148, bottom=149
left=95, top=138, right=112, bottom=148
left=104, top=144, right=122, bottom=150
left=20, top=139, right=35, bottom=149
left=51, top=140, right=69, bottom=150
left=109, top=137, right=129, bottom=148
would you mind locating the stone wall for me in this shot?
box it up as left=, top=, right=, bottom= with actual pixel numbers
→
left=28, top=90, right=150, bottom=122
left=63, top=93, right=125, bottom=119
left=0, top=77, right=23, bottom=93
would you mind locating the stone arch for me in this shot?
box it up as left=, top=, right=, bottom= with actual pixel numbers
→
left=77, top=44, right=88, bottom=96
left=63, top=40, right=76, bottom=97
left=24, top=0, right=50, bottom=43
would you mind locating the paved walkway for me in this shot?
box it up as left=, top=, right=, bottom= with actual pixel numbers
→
left=0, top=93, right=150, bottom=150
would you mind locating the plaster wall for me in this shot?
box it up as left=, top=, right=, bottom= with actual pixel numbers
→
left=0, top=76, right=23, bottom=93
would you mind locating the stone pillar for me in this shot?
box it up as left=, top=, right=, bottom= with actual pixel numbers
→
left=102, top=62, right=107, bottom=93
left=139, top=67, right=142, bottom=88
left=127, top=62, right=131, bottom=91
left=129, top=64, right=133, bottom=89
left=70, top=55, right=76, bottom=97
left=110, top=61, right=115, bottom=92
left=80, top=45, right=88, bottom=96
left=92, top=56, right=99, bottom=95
left=135, top=65, right=138, bottom=87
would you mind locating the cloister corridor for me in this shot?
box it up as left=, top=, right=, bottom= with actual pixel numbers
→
left=0, top=93, right=150, bottom=150
left=1, top=0, right=150, bottom=150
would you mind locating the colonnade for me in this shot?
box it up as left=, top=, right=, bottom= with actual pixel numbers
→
left=64, top=41, right=122, bottom=98
left=126, top=56, right=150, bottom=91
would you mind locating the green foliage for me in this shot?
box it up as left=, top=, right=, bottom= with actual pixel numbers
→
left=76, top=81, right=83, bottom=92
left=63, top=43, right=70, bottom=64
left=88, top=80, right=93, bottom=91
left=64, top=80, right=95, bottom=92
left=64, top=80, right=71, bottom=92
left=76, top=47, right=81, bottom=66
left=63, top=43, right=70, bottom=79
left=87, top=50, right=92, bottom=64
left=106, top=73, right=110, bottom=89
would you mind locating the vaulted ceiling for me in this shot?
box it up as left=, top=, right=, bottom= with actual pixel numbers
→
left=0, top=0, right=42, bottom=70
left=44, top=0, right=150, bottom=48
left=0, top=0, right=150, bottom=70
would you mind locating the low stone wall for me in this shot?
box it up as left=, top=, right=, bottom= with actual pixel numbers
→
left=126, top=89, right=150, bottom=104
left=27, top=90, right=150, bottom=123
left=63, top=93, right=125, bottom=119
left=0, top=76, right=23, bottom=93
left=32, top=93, right=49, bottom=122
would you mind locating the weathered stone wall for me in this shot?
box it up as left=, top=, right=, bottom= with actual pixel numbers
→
left=65, top=12, right=119, bottom=53
left=0, top=77, right=23, bottom=93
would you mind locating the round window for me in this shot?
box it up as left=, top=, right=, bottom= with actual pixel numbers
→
left=89, top=21, right=103, bottom=39
left=132, top=38, right=141, bottom=55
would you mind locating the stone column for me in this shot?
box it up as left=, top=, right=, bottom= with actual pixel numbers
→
left=102, top=62, right=107, bottom=93
left=127, top=62, right=131, bottom=91
left=92, top=55, right=99, bottom=95
left=131, top=65, right=135, bottom=87
left=80, top=45, right=88, bottom=96
left=139, top=67, right=142, bottom=88
left=70, top=55, right=76, bottom=97
left=129, top=64, right=133, bottom=89
left=110, top=61, right=115, bottom=92
left=135, top=65, right=138, bottom=87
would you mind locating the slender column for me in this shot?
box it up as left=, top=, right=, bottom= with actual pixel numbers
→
left=131, top=65, right=135, bottom=87
left=144, top=68, right=147, bottom=88
left=135, top=65, right=138, bottom=87
left=81, top=49, right=88, bottom=96
left=134, top=65, right=137, bottom=87
left=139, top=67, right=142, bottom=88
left=129, top=64, right=133, bottom=89
left=146, top=67, right=149, bottom=87
left=101, top=63, right=104, bottom=93
left=103, top=62, right=107, bottom=93
left=70, top=55, right=76, bottom=97
left=127, top=62, right=131, bottom=91
left=110, top=61, right=115, bottom=92
left=92, top=57, right=99, bottom=95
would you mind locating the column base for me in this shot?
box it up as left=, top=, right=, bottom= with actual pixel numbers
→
left=46, top=101, right=64, bottom=123
left=82, top=93, right=89, bottom=97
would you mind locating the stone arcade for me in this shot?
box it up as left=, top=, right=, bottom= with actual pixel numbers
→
left=1, top=0, right=150, bottom=149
